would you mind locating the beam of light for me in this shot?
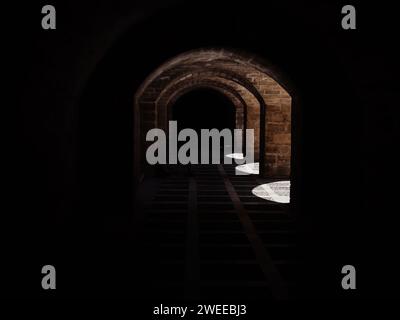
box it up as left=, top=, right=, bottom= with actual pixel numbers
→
left=235, top=162, right=259, bottom=175
left=224, top=153, right=244, bottom=160
left=252, top=180, right=290, bottom=203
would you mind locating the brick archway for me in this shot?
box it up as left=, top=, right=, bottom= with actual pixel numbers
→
left=134, top=48, right=293, bottom=180
left=161, top=80, right=250, bottom=159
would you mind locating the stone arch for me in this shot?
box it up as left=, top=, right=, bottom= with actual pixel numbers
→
left=134, top=48, right=293, bottom=179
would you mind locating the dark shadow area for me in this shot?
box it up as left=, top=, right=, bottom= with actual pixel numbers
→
left=172, top=88, right=236, bottom=132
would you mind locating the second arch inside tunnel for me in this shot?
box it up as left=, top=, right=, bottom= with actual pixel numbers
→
left=170, top=87, right=237, bottom=166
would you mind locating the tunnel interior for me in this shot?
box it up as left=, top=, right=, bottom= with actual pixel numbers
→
left=135, top=48, right=293, bottom=180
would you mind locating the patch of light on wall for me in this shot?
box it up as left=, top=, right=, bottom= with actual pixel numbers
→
left=252, top=181, right=290, bottom=203
left=235, top=162, right=259, bottom=175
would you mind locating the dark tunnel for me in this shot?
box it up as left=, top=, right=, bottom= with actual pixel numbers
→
left=171, top=88, right=236, bottom=132
left=8, top=0, right=400, bottom=300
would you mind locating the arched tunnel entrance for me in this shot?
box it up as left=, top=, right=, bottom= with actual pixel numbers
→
left=135, top=49, right=293, bottom=181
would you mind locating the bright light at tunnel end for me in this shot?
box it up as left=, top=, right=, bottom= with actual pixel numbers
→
left=252, top=180, right=291, bottom=203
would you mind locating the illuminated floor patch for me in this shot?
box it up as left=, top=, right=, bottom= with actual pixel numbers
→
left=252, top=181, right=290, bottom=203
left=225, top=153, right=244, bottom=160
left=235, top=162, right=259, bottom=175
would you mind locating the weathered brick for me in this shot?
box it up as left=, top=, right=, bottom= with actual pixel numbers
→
left=268, top=123, right=285, bottom=133
left=273, top=133, right=291, bottom=144
left=270, top=112, right=285, bottom=122
left=267, top=104, right=281, bottom=112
